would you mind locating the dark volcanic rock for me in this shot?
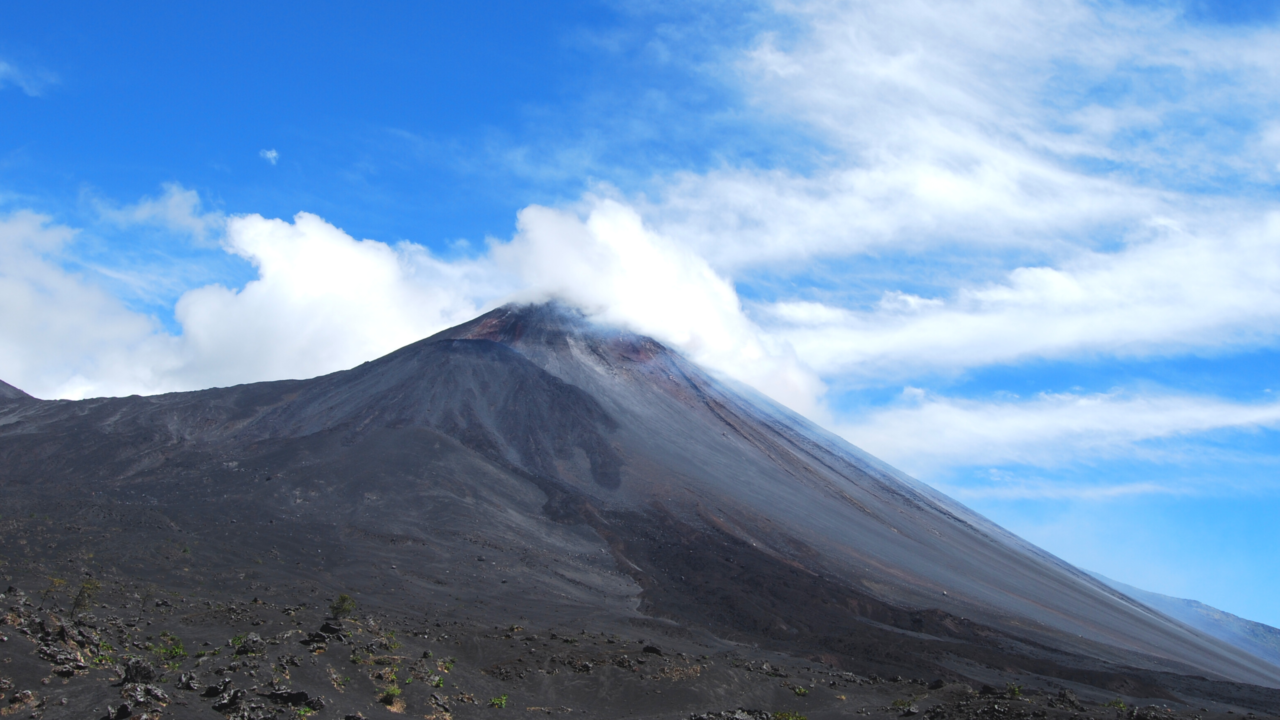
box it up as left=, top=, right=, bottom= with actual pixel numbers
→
left=122, top=658, right=156, bottom=684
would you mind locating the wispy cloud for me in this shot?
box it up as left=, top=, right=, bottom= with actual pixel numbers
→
left=943, top=478, right=1189, bottom=502
left=839, top=388, right=1280, bottom=476
left=646, top=1, right=1280, bottom=269
left=0, top=59, right=57, bottom=97
left=92, top=183, right=225, bottom=244
left=761, top=211, right=1280, bottom=379
left=259, top=149, right=279, bottom=165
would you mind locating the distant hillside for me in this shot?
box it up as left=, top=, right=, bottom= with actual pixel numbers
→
left=1093, top=573, right=1280, bottom=671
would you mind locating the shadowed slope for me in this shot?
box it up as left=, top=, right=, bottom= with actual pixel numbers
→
left=0, top=379, right=30, bottom=401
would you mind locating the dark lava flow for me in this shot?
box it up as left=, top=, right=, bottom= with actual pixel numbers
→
left=0, top=302, right=1277, bottom=720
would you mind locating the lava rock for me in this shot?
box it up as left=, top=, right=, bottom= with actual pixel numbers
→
left=123, top=657, right=157, bottom=684
left=212, top=688, right=246, bottom=712
left=202, top=677, right=232, bottom=698
left=177, top=671, right=201, bottom=692
left=235, top=632, right=266, bottom=655
left=687, top=710, right=772, bottom=720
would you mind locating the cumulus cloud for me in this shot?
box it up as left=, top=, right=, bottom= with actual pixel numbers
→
left=494, top=199, right=824, bottom=415
left=839, top=388, right=1280, bottom=477
left=168, top=211, right=494, bottom=391
left=0, top=190, right=820, bottom=414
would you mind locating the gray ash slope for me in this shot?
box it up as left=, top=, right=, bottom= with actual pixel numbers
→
left=1, top=302, right=1277, bottom=705
left=1091, top=572, right=1280, bottom=672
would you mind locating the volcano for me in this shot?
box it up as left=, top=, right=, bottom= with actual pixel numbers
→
left=0, top=302, right=1276, bottom=719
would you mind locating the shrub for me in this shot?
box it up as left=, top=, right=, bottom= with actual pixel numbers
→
left=330, top=593, right=357, bottom=619
left=489, top=695, right=508, bottom=708
left=1103, top=698, right=1127, bottom=711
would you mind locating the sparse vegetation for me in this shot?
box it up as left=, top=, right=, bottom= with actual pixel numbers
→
left=380, top=685, right=402, bottom=704
left=1006, top=682, right=1022, bottom=698
left=792, top=686, right=809, bottom=696
left=1104, top=698, right=1127, bottom=711
left=71, top=577, right=101, bottom=617
left=40, top=576, right=67, bottom=604
left=330, top=593, right=357, bottom=619
left=774, top=712, right=808, bottom=720
left=489, top=694, right=508, bottom=708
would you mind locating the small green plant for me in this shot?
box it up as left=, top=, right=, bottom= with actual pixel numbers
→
left=230, top=634, right=246, bottom=647
left=1006, top=682, right=1022, bottom=698
left=153, top=634, right=187, bottom=661
left=330, top=593, right=357, bottom=619
left=1103, top=698, right=1127, bottom=711
left=295, top=708, right=315, bottom=718
left=891, top=699, right=913, bottom=709
left=380, top=686, right=402, bottom=704
left=792, top=686, right=809, bottom=697
left=431, top=675, right=444, bottom=688
left=489, top=694, right=508, bottom=708
left=774, top=712, right=808, bottom=720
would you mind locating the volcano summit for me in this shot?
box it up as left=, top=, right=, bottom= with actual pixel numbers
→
left=0, top=302, right=1276, bottom=719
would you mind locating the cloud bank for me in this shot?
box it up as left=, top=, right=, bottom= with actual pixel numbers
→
left=0, top=194, right=822, bottom=417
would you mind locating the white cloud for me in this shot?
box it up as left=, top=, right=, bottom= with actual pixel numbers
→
left=763, top=212, right=1280, bottom=379
left=0, top=211, right=174, bottom=399
left=0, top=59, right=57, bottom=97
left=94, top=182, right=224, bottom=243
left=839, top=388, right=1280, bottom=477
left=642, top=0, right=1280, bottom=268
left=259, top=149, right=279, bottom=165
left=167, top=211, right=494, bottom=391
left=0, top=190, right=821, bottom=415
left=494, top=199, right=825, bottom=416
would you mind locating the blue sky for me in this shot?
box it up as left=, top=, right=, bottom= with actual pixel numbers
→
left=2, top=1, right=1279, bottom=627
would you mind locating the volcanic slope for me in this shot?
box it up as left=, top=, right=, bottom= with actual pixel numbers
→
left=1, top=302, right=1278, bottom=717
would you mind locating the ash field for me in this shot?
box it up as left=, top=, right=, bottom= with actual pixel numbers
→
left=0, top=302, right=1277, bottom=720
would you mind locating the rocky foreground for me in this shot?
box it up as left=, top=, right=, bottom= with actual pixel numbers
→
left=2, top=574, right=1273, bottom=720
